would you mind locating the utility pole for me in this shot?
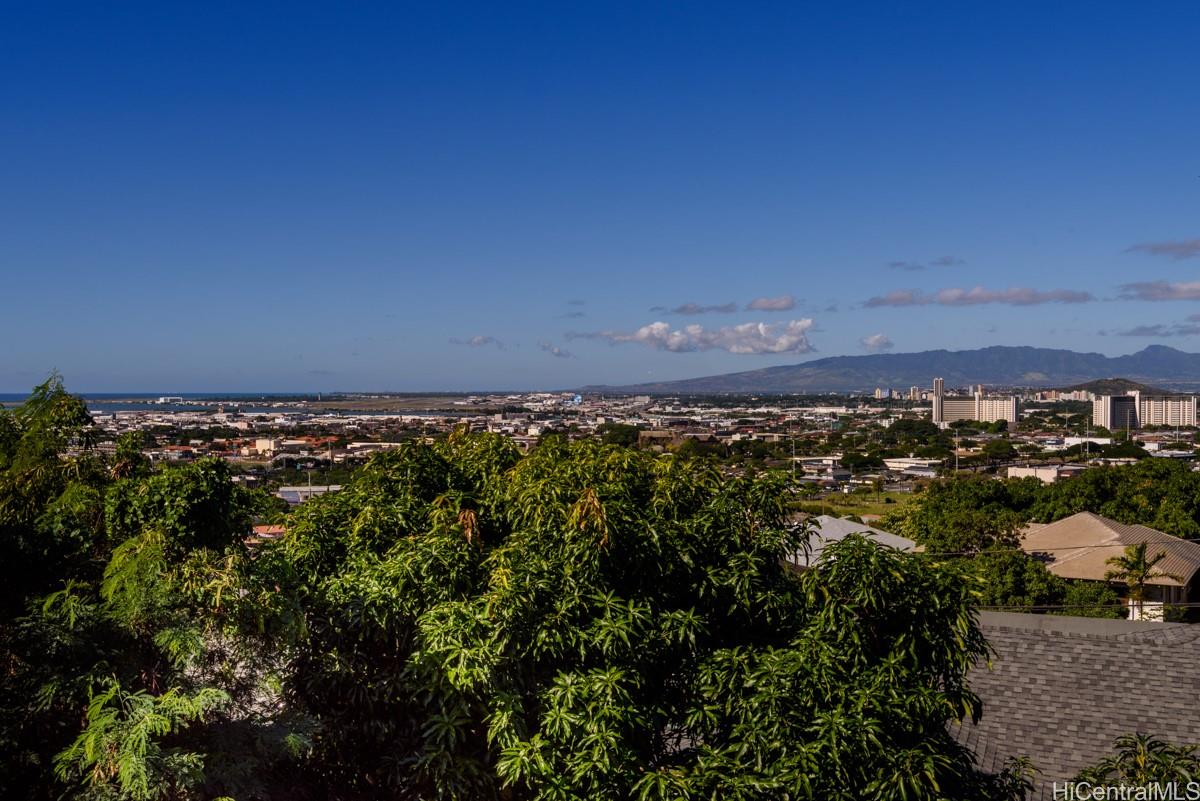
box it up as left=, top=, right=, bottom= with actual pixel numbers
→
left=791, top=426, right=796, bottom=479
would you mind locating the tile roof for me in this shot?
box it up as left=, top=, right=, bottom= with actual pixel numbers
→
left=957, top=611, right=1200, bottom=798
left=1020, top=512, right=1200, bottom=587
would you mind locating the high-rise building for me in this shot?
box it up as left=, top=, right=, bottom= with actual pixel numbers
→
left=874, top=387, right=883, bottom=400
left=909, top=386, right=920, bottom=401
left=931, top=377, right=1018, bottom=427
left=1093, top=392, right=1197, bottom=430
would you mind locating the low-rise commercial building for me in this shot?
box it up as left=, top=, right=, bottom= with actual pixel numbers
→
left=1006, top=464, right=1087, bottom=484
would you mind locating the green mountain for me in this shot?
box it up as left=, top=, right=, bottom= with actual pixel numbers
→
left=586, top=345, right=1200, bottom=394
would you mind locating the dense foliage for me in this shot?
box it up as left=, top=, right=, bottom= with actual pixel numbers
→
left=1, top=379, right=1029, bottom=800
left=878, top=467, right=1200, bottom=617
left=883, top=462, right=1200, bottom=543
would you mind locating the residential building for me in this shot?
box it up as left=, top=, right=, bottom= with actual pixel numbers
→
left=785, top=515, right=915, bottom=569
left=1092, top=391, right=1198, bottom=430
left=1140, top=394, right=1198, bottom=427
left=930, top=378, right=1019, bottom=427
left=793, top=455, right=850, bottom=483
left=276, top=485, right=343, bottom=505
left=1020, top=511, right=1200, bottom=619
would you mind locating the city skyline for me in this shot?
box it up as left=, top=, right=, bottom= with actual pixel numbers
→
left=3, top=2, right=1200, bottom=391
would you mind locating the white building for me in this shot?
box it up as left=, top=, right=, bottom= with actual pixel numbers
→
left=1092, top=392, right=1198, bottom=430
left=931, top=378, right=1019, bottom=427
left=1007, top=464, right=1087, bottom=484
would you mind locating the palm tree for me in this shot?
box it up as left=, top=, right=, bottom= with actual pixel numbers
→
left=1105, top=543, right=1182, bottom=620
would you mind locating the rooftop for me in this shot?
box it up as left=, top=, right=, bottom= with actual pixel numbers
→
left=958, top=611, right=1200, bottom=798
left=1021, top=511, right=1200, bottom=587
left=787, top=515, right=915, bottom=569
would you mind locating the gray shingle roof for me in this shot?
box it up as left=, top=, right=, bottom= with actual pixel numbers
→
left=787, top=515, right=915, bottom=568
left=957, top=611, right=1200, bottom=799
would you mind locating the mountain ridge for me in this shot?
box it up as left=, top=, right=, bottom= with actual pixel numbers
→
left=584, top=345, right=1200, bottom=394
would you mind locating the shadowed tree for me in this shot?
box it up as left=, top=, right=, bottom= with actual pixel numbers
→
left=1077, top=734, right=1200, bottom=785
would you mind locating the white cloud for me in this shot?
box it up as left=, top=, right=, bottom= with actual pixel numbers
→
left=745, top=294, right=796, bottom=311
left=860, top=333, right=894, bottom=352
left=538, top=341, right=574, bottom=359
left=569, top=319, right=815, bottom=354
left=450, top=335, right=505, bottom=348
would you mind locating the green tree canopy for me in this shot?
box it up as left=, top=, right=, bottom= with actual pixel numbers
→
left=279, top=435, right=1024, bottom=799
left=597, top=422, right=640, bottom=447
left=1029, top=460, right=1200, bottom=538
left=2, top=379, right=1030, bottom=800
left=879, top=475, right=1040, bottom=554
left=981, top=438, right=1017, bottom=463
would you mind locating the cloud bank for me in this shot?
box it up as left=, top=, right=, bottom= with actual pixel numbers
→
left=657, top=302, right=739, bottom=314
left=1118, top=281, right=1200, bottom=301
left=450, top=335, right=505, bottom=348
left=864, top=286, right=1094, bottom=307
left=1114, top=314, right=1200, bottom=337
left=569, top=319, right=815, bottom=354
left=745, top=294, right=796, bottom=311
left=1126, top=240, right=1200, bottom=260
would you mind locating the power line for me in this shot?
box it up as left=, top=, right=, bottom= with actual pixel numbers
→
left=913, top=540, right=1192, bottom=558
left=978, top=601, right=1200, bottom=611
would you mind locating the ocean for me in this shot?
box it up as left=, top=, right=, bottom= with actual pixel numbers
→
left=0, top=393, right=473, bottom=418
left=1, top=392, right=321, bottom=416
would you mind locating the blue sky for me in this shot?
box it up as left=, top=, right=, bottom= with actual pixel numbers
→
left=2, top=1, right=1199, bottom=392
